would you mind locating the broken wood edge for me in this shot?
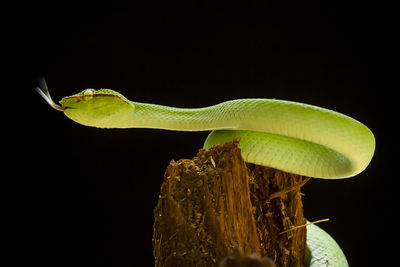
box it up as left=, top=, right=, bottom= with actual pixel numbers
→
left=153, top=141, right=308, bottom=266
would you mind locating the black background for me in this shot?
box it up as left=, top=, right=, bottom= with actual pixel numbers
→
left=10, top=2, right=395, bottom=266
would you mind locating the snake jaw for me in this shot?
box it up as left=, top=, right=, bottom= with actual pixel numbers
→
left=35, top=78, right=66, bottom=112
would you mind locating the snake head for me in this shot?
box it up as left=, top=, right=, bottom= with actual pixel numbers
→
left=59, top=88, right=134, bottom=128
left=36, top=78, right=134, bottom=128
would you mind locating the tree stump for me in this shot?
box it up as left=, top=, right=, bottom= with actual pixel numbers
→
left=153, top=141, right=308, bottom=266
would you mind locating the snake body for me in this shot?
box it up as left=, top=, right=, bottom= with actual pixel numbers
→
left=37, top=84, right=375, bottom=266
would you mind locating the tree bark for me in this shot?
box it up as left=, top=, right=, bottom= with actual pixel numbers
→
left=153, top=141, right=308, bottom=267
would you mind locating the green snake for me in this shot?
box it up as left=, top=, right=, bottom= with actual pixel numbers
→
left=36, top=79, right=375, bottom=266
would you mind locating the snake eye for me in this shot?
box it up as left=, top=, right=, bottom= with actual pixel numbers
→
left=83, top=89, right=94, bottom=101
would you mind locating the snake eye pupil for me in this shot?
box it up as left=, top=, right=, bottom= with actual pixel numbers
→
left=83, top=89, right=94, bottom=101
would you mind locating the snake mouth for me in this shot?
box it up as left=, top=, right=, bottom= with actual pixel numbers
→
left=35, top=78, right=69, bottom=112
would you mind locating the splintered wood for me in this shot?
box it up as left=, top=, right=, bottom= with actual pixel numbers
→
left=153, top=141, right=307, bottom=267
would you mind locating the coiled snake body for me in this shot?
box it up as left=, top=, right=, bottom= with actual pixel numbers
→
left=37, top=81, right=375, bottom=266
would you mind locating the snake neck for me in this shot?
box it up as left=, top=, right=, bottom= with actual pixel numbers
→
left=128, top=101, right=238, bottom=131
